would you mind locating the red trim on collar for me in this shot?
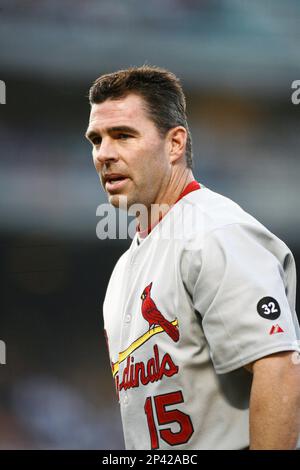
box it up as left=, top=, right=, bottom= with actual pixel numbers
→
left=137, top=180, right=201, bottom=239
left=175, top=180, right=201, bottom=203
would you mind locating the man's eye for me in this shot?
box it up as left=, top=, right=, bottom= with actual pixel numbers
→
left=118, top=133, right=130, bottom=140
left=92, top=137, right=102, bottom=145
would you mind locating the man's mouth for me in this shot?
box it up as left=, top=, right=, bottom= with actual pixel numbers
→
left=104, top=174, right=129, bottom=192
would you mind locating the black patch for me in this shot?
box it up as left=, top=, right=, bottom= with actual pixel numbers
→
left=257, top=297, right=281, bottom=320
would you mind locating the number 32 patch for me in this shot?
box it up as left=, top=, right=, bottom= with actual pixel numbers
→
left=257, top=297, right=281, bottom=320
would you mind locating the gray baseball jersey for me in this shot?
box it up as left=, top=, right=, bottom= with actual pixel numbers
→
left=103, top=182, right=300, bottom=450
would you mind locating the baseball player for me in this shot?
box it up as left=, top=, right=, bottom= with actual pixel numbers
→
left=86, top=66, right=300, bottom=450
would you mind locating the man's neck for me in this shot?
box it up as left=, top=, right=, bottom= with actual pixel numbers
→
left=138, top=168, right=195, bottom=234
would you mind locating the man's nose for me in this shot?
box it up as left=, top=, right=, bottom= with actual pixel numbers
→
left=93, top=138, right=118, bottom=166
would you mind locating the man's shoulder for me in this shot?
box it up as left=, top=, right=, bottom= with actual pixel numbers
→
left=175, top=185, right=264, bottom=238
left=176, top=185, right=292, bottom=261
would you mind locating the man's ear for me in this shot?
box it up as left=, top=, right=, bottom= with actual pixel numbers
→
left=168, top=126, right=187, bottom=164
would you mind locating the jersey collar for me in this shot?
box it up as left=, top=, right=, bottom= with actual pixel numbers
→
left=137, top=180, right=201, bottom=239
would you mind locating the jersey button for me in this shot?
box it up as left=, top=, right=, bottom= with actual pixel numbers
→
left=123, top=394, right=129, bottom=405
left=125, top=314, right=131, bottom=323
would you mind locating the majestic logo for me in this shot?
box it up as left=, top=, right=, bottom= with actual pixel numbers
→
left=141, top=282, right=179, bottom=342
left=269, top=324, right=284, bottom=335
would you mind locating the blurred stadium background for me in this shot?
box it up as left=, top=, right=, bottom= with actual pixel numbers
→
left=0, top=0, right=300, bottom=449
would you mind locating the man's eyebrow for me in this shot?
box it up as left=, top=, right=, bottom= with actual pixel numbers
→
left=85, top=126, right=140, bottom=141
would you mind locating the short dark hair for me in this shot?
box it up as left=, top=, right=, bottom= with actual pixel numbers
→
left=89, top=65, right=193, bottom=168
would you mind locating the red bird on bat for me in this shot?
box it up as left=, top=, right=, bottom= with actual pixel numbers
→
left=140, top=282, right=179, bottom=342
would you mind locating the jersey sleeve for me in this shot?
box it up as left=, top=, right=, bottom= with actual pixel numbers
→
left=187, top=223, right=300, bottom=374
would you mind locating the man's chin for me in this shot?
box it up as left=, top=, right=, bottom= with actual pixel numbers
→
left=108, top=194, right=120, bottom=207
left=107, top=192, right=142, bottom=213
left=108, top=193, right=129, bottom=209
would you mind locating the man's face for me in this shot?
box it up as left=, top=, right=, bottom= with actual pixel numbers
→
left=86, top=93, right=170, bottom=208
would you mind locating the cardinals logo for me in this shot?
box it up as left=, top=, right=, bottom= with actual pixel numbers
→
left=110, top=282, right=179, bottom=382
left=141, top=282, right=179, bottom=342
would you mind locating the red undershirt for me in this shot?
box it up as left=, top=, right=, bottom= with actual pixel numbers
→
left=137, top=180, right=201, bottom=239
